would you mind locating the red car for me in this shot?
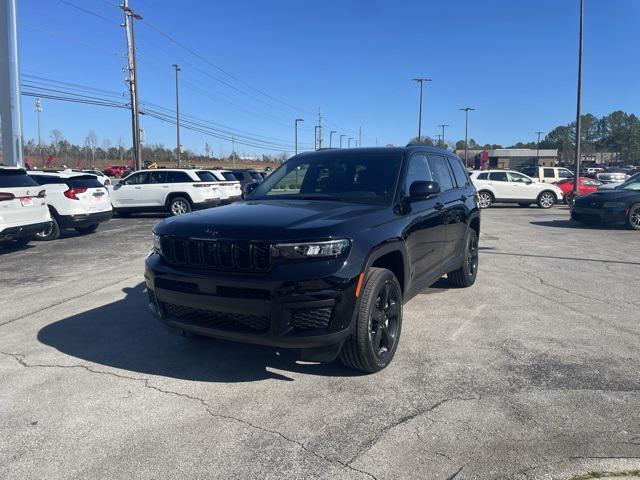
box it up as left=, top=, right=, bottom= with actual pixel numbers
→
left=103, top=165, right=127, bottom=177
left=556, top=177, right=602, bottom=203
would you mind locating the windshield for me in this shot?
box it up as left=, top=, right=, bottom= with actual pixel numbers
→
left=249, top=151, right=403, bottom=205
left=620, top=174, right=640, bottom=191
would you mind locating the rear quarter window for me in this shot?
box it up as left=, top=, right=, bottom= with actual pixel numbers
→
left=0, top=171, right=39, bottom=187
left=222, top=172, right=237, bottom=181
left=166, top=171, right=192, bottom=183
left=196, top=171, right=216, bottom=182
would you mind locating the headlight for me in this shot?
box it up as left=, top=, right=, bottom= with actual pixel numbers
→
left=603, top=201, right=626, bottom=209
left=274, top=239, right=350, bottom=259
left=152, top=233, right=162, bottom=254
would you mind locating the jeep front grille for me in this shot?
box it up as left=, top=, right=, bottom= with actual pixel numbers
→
left=160, top=237, right=272, bottom=272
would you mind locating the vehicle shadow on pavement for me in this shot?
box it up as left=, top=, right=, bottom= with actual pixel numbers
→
left=37, top=283, right=364, bottom=383
left=530, top=219, right=627, bottom=230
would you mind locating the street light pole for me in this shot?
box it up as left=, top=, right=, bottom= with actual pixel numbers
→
left=329, top=130, right=336, bottom=148
left=573, top=0, right=584, bottom=195
left=172, top=64, right=181, bottom=167
left=535, top=131, right=544, bottom=165
left=412, top=77, right=431, bottom=142
left=294, top=118, right=304, bottom=155
left=460, top=107, right=475, bottom=168
left=438, top=123, right=449, bottom=148
left=348, top=137, right=353, bottom=148
left=340, top=134, right=345, bottom=148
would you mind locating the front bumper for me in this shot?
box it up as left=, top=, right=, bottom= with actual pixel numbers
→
left=0, top=220, right=52, bottom=241
left=145, top=253, right=360, bottom=349
left=58, top=210, right=113, bottom=228
left=571, top=206, right=627, bottom=225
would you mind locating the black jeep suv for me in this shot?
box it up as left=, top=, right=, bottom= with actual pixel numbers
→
left=145, top=147, right=480, bottom=372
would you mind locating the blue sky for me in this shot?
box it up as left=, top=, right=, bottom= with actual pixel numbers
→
left=17, top=0, right=640, bottom=156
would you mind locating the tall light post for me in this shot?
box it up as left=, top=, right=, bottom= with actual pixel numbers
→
left=438, top=123, right=449, bottom=148
left=35, top=97, right=43, bottom=162
left=314, top=125, right=320, bottom=150
left=348, top=137, right=353, bottom=148
left=329, top=130, right=336, bottom=148
left=340, top=134, right=346, bottom=148
left=412, top=77, right=431, bottom=142
left=294, top=118, right=304, bottom=155
left=172, top=64, right=181, bottom=166
left=535, top=131, right=544, bottom=165
left=573, top=0, right=584, bottom=195
left=460, top=107, right=475, bottom=168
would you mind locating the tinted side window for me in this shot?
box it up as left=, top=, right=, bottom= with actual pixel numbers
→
left=543, top=168, right=555, bottom=178
left=196, top=171, right=216, bottom=182
left=521, top=167, right=537, bottom=177
left=0, top=171, right=39, bottom=187
left=29, top=175, right=64, bottom=185
left=558, top=169, right=573, bottom=178
left=149, top=171, right=167, bottom=184
left=489, top=172, right=509, bottom=182
left=404, top=154, right=432, bottom=193
left=125, top=172, right=149, bottom=185
left=66, top=177, right=103, bottom=189
left=166, top=171, right=191, bottom=183
left=427, top=155, right=454, bottom=192
left=222, top=172, right=237, bottom=181
left=447, top=157, right=470, bottom=188
left=476, top=172, right=489, bottom=180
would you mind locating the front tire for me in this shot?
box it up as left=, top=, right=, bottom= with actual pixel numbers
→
left=478, top=191, right=493, bottom=209
left=35, top=217, right=60, bottom=241
left=448, top=229, right=479, bottom=288
left=627, top=203, right=640, bottom=231
left=537, top=191, right=556, bottom=209
left=340, top=268, right=403, bottom=373
left=168, top=197, right=192, bottom=216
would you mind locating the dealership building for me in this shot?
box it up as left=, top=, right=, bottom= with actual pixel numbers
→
left=454, top=148, right=559, bottom=170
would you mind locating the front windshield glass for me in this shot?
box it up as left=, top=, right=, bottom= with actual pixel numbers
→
left=619, top=173, right=640, bottom=189
left=249, top=151, right=403, bottom=205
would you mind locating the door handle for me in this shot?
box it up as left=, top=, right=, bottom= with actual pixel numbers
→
left=435, top=202, right=444, bottom=211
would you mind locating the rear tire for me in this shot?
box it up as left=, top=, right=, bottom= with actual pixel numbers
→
left=478, top=191, right=493, bottom=209
left=168, top=197, right=192, bottom=216
left=75, top=224, right=99, bottom=235
left=448, top=229, right=479, bottom=288
left=340, top=268, right=403, bottom=373
left=35, top=217, right=60, bottom=241
left=627, top=203, right=640, bottom=231
left=537, top=191, right=556, bottom=209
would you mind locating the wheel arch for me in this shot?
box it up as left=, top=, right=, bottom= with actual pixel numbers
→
left=362, top=241, right=409, bottom=296
left=165, top=192, right=193, bottom=207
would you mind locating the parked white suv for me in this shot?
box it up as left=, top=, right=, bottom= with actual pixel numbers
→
left=27, top=171, right=113, bottom=240
left=0, top=167, right=52, bottom=248
left=209, top=169, right=242, bottom=203
left=110, top=169, right=221, bottom=216
left=470, top=170, right=564, bottom=209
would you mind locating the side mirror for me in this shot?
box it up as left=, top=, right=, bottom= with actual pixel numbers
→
left=244, top=182, right=259, bottom=196
left=409, top=180, right=440, bottom=201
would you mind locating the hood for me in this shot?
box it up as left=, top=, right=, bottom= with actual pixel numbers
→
left=154, top=199, right=391, bottom=241
left=575, top=189, right=639, bottom=205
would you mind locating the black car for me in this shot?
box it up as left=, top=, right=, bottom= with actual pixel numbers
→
left=571, top=175, right=640, bottom=230
left=229, top=169, right=264, bottom=195
left=145, top=147, right=480, bottom=372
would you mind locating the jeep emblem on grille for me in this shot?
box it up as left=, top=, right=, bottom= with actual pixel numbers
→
left=205, top=228, right=219, bottom=237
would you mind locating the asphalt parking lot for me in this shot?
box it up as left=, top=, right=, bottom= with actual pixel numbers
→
left=1, top=206, right=639, bottom=480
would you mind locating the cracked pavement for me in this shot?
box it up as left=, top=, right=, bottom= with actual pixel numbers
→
left=1, top=207, right=639, bottom=479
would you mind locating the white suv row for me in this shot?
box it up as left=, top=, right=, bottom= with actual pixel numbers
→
left=28, top=171, right=113, bottom=240
left=0, top=167, right=52, bottom=248
left=110, top=169, right=222, bottom=216
left=470, top=170, right=565, bottom=208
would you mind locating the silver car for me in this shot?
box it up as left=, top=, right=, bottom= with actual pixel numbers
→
left=597, top=170, right=629, bottom=184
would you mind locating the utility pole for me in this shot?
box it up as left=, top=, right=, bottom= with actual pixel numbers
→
left=573, top=0, right=584, bottom=195
left=358, top=126, right=362, bottom=147
left=460, top=107, right=475, bottom=168
left=172, top=64, right=181, bottom=167
left=329, top=130, right=336, bottom=148
left=294, top=118, right=303, bottom=155
left=348, top=137, right=353, bottom=148
left=317, top=108, right=323, bottom=149
left=535, top=131, right=544, bottom=165
left=438, top=124, right=449, bottom=148
left=35, top=97, right=43, bottom=162
left=340, top=134, right=345, bottom=148
left=412, top=77, right=431, bottom=142
left=0, top=0, right=23, bottom=167
left=314, top=126, right=320, bottom=150
left=121, top=0, right=142, bottom=170
left=231, top=135, right=236, bottom=168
